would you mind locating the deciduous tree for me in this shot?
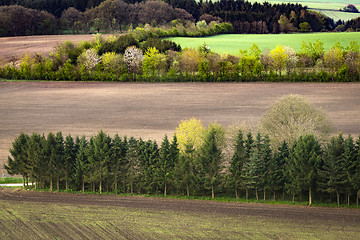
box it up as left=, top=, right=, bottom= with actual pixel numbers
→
left=260, top=94, right=333, bottom=148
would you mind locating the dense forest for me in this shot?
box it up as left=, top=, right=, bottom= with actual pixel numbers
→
left=5, top=128, right=360, bottom=207
left=1, top=0, right=359, bottom=37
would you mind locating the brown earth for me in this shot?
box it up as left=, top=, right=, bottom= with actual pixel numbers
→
left=0, top=187, right=360, bottom=240
left=0, top=187, right=359, bottom=224
left=0, top=34, right=108, bottom=64
left=1, top=81, right=359, bottom=175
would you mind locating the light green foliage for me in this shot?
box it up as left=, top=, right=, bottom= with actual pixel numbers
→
left=175, top=118, right=204, bottom=153
left=196, top=20, right=207, bottom=30
left=199, top=42, right=211, bottom=55
left=300, top=40, right=324, bottom=61
left=269, top=46, right=288, bottom=75
left=239, top=55, right=262, bottom=76
left=101, top=52, right=126, bottom=74
left=323, top=46, right=344, bottom=74
left=249, top=43, right=261, bottom=59
left=299, top=22, right=311, bottom=32
left=260, top=94, right=333, bottom=148
left=142, top=47, right=167, bottom=77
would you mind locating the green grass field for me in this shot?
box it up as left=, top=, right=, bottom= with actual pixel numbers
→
left=0, top=200, right=359, bottom=239
left=169, top=32, right=360, bottom=54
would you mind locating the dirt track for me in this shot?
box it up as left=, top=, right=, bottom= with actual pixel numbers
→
left=1, top=187, right=359, bottom=224
left=1, top=81, right=360, bottom=174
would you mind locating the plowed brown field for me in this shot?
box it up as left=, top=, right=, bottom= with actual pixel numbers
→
left=0, top=187, right=359, bottom=239
left=1, top=81, right=360, bottom=175
left=0, top=34, right=108, bottom=64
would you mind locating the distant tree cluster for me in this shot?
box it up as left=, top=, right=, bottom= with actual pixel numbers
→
left=1, top=31, right=359, bottom=82
left=0, top=5, right=57, bottom=36
left=2, top=0, right=360, bottom=37
left=5, top=124, right=360, bottom=206
left=342, top=4, right=359, bottom=13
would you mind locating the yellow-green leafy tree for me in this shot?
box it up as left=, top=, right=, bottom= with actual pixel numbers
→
left=269, top=45, right=288, bottom=76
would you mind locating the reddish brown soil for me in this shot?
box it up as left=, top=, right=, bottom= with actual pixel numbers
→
left=1, top=81, right=359, bottom=174
left=0, top=34, right=108, bottom=64
left=0, top=187, right=359, bottom=223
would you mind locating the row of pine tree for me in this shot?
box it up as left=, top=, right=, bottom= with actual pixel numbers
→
left=5, top=129, right=360, bottom=206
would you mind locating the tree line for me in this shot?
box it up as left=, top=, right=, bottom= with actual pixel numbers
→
left=5, top=124, right=360, bottom=207
left=1, top=0, right=360, bottom=37
left=1, top=31, right=359, bottom=82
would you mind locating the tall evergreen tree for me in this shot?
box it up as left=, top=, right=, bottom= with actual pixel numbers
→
left=54, top=132, right=65, bottom=192
left=197, top=125, right=224, bottom=199
left=342, top=134, right=357, bottom=206
left=317, top=133, right=347, bottom=206
left=229, top=130, right=246, bottom=200
left=74, top=136, right=88, bottom=193
left=270, top=141, right=289, bottom=200
left=27, top=133, right=47, bottom=188
left=86, top=130, right=111, bottom=194
left=110, top=134, right=128, bottom=193
left=4, top=133, right=30, bottom=187
left=174, top=143, right=195, bottom=197
left=355, top=135, right=360, bottom=207
left=157, top=135, right=177, bottom=196
left=126, top=136, right=139, bottom=194
left=290, top=135, right=322, bottom=205
left=64, top=134, right=76, bottom=191
left=45, top=132, right=57, bottom=191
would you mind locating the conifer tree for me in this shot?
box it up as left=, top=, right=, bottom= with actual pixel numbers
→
left=27, top=133, right=47, bottom=188
left=54, top=132, right=65, bottom=191
left=197, top=126, right=224, bottom=199
left=174, top=143, right=195, bottom=197
left=5, top=133, right=30, bottom=187
left=86, top=130, right=111, bottom=194
left=110, top=134, right=128, bottom=193
left=74, top=136, right=88, bottom=193
left=156, top=135, right=176, bottom=196
left=126, top=137, right=139, bottom=194
left=229, top=130, right=246, bottom=200
left=355, top=135, right=360, bottom=207
left=45, top=132, right=57, bottom=191
left=64, top=134, right=76, bottom=191
left=270, top=141, right=289, bottom=200
left=290, top=135, right=322, bottom=205
left=317, top=133, right=347, bottom=206
left=342, top=135, right=357, bottom=206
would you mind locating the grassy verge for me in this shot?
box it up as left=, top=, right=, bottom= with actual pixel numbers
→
left=0, top=177, right=22, bottom=184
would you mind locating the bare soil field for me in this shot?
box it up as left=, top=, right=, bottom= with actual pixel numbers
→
left=0, top=81, right=359, bottom=175
left=0, top=187, right=360, bottom=239
left=0, top=34, right=105, bottom=64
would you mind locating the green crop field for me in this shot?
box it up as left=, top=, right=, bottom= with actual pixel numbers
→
left=1, top=199, right=359, bottom=239
left=169, top=32, right=360, bottom=54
